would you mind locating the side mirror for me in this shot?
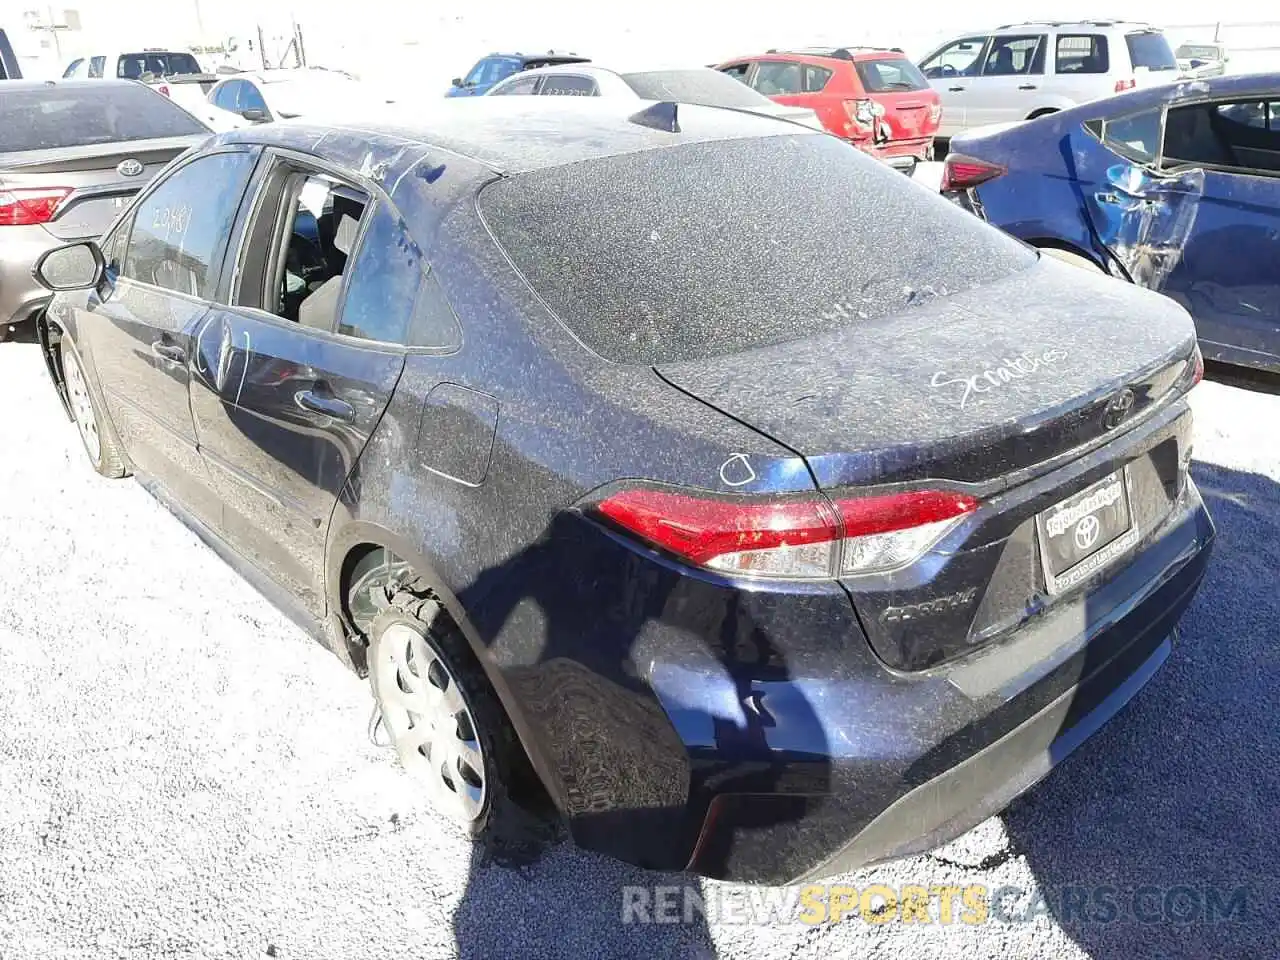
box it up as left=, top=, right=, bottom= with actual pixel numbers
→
left=450, top=77, right=463, bottom=88
left=241, top=107, right=267, bottom=122
left=33, top=241, right=104, bottom=292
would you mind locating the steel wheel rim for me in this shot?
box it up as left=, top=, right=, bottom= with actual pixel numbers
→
left=63, top=349, right=101, bottom=464
left=373, top=622, right=486, bottom=824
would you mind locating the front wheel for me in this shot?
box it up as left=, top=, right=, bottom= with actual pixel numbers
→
left=60, top=339, right=128, bottom=478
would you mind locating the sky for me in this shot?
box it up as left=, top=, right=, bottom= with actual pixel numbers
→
left=5, top=0, right=1280, bottom=89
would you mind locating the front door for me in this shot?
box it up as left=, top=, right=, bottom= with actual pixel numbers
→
left=190, top=154, right=409, bottom=614
left=83, top=147, right=259, bottom=525
left=920, top=36, right=990, bottom=138
left=965, top=34, right=1046, bottom=128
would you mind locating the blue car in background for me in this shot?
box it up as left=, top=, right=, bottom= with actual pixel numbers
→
left=446, top=50, right=590, bottom=97
left=941, top=73, right=1280, bottom=375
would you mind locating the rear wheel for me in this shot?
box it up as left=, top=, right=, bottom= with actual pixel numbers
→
left=1039, top=247, right=1104, bottom=272
left=60, top=339, right=128, bottom=478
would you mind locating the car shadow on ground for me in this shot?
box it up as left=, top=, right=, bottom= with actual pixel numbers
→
left=1002, top=460, right=1280, bottom=958
left=1205, top=360, right=1280, bottom=397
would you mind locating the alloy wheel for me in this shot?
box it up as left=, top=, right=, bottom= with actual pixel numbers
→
left=372, top=621, right=487, bottom=825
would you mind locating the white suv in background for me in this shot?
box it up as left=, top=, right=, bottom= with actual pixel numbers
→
left=918, top=21, right=1180, bottom=141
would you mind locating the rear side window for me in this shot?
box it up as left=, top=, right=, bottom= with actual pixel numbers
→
left=855, top=58, right=929, bottom=92
left=478, top=135, right=1035, bottom=365
left=752, top=61, right=803, bottom=96
left=982, top=36, right=1045, bottom=76
left=1055, top=35, right=1109, bottom=74
left=88, top=56, right=105, bottom=78
left=122, top=151, right=256, bottom=298
left=719, top=62, right=751, bottom=81
left=1125, top=32, right=1178, bottom=72
left=0, top=84, right=208, bottom=154
left=1096, top=108, right=1163, bottom=164
left=338, top=203, right=424, bottom=344
left=540, top=75, right=597, bottom=96
left=491, top=75, right=539, bottom=96
left=802, top=65, right=832, bottom=92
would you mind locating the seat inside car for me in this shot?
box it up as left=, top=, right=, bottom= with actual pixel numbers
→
left=298, top=212, right=359, bottom=331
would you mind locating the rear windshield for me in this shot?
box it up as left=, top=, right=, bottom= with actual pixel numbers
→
left=117, top=51, right=203, bottom=79
left=621, top=69, right=769, bottom=108
left=1177, top=44, right=1221, bottom=60
left=855, top=58, right=930, bottom=93
left=478, top=134, right=1035, bottom=364
left=0, top=84, right=207, bottom=153
left=1125, top=32, right=1178, bottom=71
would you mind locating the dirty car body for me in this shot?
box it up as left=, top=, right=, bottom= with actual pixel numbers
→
left=943, top=73, right=1280, bottom=375
left=0, top=80, right=209, bottom=341
left=37, top=99, right=1213, bottom=883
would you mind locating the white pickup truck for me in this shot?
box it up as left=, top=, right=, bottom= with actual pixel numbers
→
left=61, top=49, right=237, bottom=129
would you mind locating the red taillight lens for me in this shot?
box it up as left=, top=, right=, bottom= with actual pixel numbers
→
left=940, top=154, right=1006, bottom=192
left=589, top=485, right=978, bottom=580
left=1192, top=344, right=1205, bottom=386
left=0, top=187, right=73, bottom=226
left=1115, top=78, right=1136, bottom=93
left=157, top=84, right=171, bottom=97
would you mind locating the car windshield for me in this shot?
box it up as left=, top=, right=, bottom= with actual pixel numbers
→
left=855, top=57, right=930, bottom=92
left=464, top=56, right=521, bottom=87
left=1126, top=32, right=1178, bottom=71
left=117, top=51, right=202, bottom=79
left=478, top=133, right=1035, bottom=364
left=620, top=69, right=769, bottom=108
left=0, top=84, right=208, bottom=153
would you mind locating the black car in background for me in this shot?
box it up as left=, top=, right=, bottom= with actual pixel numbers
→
left=34, top=98, right=1213, bottom=883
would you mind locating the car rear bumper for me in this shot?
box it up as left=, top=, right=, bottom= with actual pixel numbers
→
left=0, top=225, right=63, bottom=331
left=677, top=473, right=1213, bottom=883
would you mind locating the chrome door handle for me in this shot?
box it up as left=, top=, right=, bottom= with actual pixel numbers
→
left=1018, top=84, right=1038, bottom=90
left=948, top=85, right=965, bottom=92
left=295, top=388, right=355, bottom=422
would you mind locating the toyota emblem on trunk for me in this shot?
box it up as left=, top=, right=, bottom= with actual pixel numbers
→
left=1103, top=388, right=1135, bottom=430
left=117, top=158, right=144, bottom=177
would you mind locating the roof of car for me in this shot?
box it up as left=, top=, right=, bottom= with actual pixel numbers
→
left=487, top=51, right=589, bottom=64
left=723, top=47, right=908, bottom=64
left=991, top=19, right=1158, bottom=31
left=3, top=78, right=140, bottom=91
left=218, top=96, right=815, bottom=176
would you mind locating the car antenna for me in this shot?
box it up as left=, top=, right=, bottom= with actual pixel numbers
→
left=629, top=101, right=680, bottom=133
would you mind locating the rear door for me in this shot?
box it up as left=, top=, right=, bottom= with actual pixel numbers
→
left=919, top=36, right=990, bottom=137
left=190, top=150, right=409, bottom=613
left=83, top=147, right=259, bottom=526
left=1052, top=32, right=1113, bottom=105
left=966, top=34, right=1047, bottom=126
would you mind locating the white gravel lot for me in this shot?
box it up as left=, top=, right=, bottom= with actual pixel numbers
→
left=1, top=340, right=1277, bottom=960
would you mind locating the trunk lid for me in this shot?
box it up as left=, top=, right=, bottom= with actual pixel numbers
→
left=655, top=259, right=1196, bottom=491
left=0, top=135, right=203, bottom=240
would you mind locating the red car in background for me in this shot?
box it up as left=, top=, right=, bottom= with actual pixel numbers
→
left=715, top=47, right=941, bottom=169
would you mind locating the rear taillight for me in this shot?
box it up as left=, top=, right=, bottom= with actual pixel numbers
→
left=940, top=153, right=1006, bottom=191
left=589, top=485, right=977, bottom=580
left=0, top=187, right=73, bottom=226
left=157, top=84, right=171, bottom=97
left=1115, top=78, right=1136, bottom=93
left=1192, top=343, right=1205, bottom=386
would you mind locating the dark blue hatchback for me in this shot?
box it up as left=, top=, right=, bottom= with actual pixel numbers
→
left=942, top=73, right=1280, bottom=375
left=33, top=98, right=1214, bottom=884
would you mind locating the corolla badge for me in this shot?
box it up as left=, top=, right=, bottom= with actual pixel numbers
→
left=116, top=158, right=144, bottom=177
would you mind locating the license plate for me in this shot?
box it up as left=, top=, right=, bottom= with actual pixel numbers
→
left=1036, top=469, right=1139, bottom=595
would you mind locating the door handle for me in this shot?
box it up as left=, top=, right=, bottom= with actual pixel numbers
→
left=151, top=341, right=186, bottom=364
left=948, top=85, right=965, bottom=92
left=295, top=388, right=355, bottom=422
left=1018, top=84, right=1037, bottom=90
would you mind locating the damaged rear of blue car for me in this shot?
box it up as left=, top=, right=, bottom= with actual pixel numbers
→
left=942, top=73, right=1280, bottom=375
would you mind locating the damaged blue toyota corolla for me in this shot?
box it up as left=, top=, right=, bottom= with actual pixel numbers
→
left=941, top=73, right=1280, bottom=376
left=33, top=97, right=1214, bottom=884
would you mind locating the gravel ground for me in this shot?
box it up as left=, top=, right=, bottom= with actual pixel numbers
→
left=0, top=340, right=1277, bottom=960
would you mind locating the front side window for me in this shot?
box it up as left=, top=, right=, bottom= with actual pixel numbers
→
left=63, top=59, right=84, bottom=78
left=464, top=56, right=521, bottom=87
left=491, top=75, right=539, bottom=96
left=122, top=151, right=256, bottom=298
left=211, top=80, right=240, bottom=110
left=982, top=36, right=1044, bottom=76
left=539, top=75, right=598, bottom=96
left=88, top=56, right=105, bottom=78
left=238, top=81, right=268, bottom=113
left=1056, top=35, right=1109, bottom=74
left=920, top=37, right=988, bottom=79
left=752, top=61, right=803, bottom=96
left=337, top=203, right=425, bottom=343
